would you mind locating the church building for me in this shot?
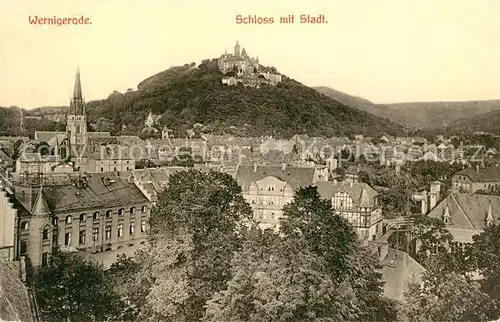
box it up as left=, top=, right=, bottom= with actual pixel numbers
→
left=17, top=67, right=135, bottom=179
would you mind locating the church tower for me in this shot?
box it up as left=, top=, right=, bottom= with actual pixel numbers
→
left=66, top=66, right=88, bottom=150
left=234, top=41, right=241, bottom=57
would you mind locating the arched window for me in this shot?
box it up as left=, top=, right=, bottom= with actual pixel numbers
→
left=105, top=210, right=112, bottom=218
left=79, top=213, right=86, bottom=222
left=118, top=209, right=124, bottom=216
left=141, top=205, right=146, bottom=213
left=65, top=215, right=72, bottom=224
left=21, top=221, right=29, bottom=230
left=130, top=207, right=135, bottom=215
left=444, top=217, right=449, bottom=224
left=93, top=212, right=99, bottom=220
left=42, top=228, right=49, bottom=240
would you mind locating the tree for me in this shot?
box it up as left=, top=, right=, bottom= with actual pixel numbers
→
left=34, top=249, right=124, bottom=322
left=467, top=224, right=500, bottom=308
left=204, top=228, right=356, bottom=322
left=94, top=117, right=115, bottom=132
left=280, top=186, right=358, bottom=278
left=136, top=170, right=254, bottom=321
left=404, top=266, right=497, bottom=321
left=279, top=186, right=399, bottom=321
left=388, top=214, right=453, bottom=262
left=107, top=252, right=150, bottom=321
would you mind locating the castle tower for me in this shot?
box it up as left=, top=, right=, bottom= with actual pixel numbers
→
left=66, top=66, right=88, bottom=151
left=234, top=41, right=240, bottom=57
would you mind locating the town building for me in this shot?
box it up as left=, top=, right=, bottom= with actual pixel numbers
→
left=317, top=180, right=383, bottom=240
left=428, top=191, right=499, bottom=251
left=12, top=172, right=151, bottom=267
left=412, top=181, right=441, bottom=215
left=234, top=164, right=317, bottom=230
left=452, top=166, right=500, bottom=193
left=17, top=68, right=135, bottom=179
left=0, top=190, right=17, bottom=261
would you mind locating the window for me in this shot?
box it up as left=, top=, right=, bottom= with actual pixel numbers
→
left=79, top=231, right=86, bottom=245
left=21, top=221, right=29, bottom=230
left=42, top=228, right=49, bottom=240
left=130, top=222, right=135, bottom=234
left=114, top=167, right=117, bottom=172
left=65, top=216, right=72, bottom=224
left=118, top=209, right=124, bottom=216
left=130, top=207, right=135, bottom=215
left=117, top=224, right=123, bottom=237
left=141, top=220, right=146, bottom=233
left=20, top=240, right=28, bottom=254
left=93, top=228, right=99, bottom=241
left=487, top=221, right=493, bottom=227
left=41, top=252, right=49, bottom=267
left=106, top=210, right=112, bottom=218
left=105, top=226, right=111, bottom=239
left=93, top=212, right=99, bottom=220
left=64, top=233, right=71, bottom=246
left=100, top=167, right=104, bottom=172
left=141, top=205, right=146, bottom=213
left=444, top=217, right=449, bottom=224
left=79, top=213, right=86, bottom=222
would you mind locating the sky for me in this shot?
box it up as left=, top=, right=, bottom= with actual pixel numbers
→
left=0, top=0, right=499, bottom=109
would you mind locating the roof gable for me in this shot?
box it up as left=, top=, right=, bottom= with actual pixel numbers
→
left=428, top=192, right=500, bottom=230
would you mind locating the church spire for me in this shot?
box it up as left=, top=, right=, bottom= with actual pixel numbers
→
left=73, top=66, right=82, bottom=100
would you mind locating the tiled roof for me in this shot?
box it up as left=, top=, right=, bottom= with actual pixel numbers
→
left=87, top=132, right=111, bottom=138
left=380, top=248, right=425, bottom=302
left=454, top=167, right=500, bottom=182
left=21, top=173, right=149, bottom=214
left=235, top=165, right=315, bottom=192
left=34, top=131, right=65, bottom=142
left=0, top=261, right=33, bottom=322
left=316, top=181, right=378, bottom=209
left=428, top=192, right=500, bottom=230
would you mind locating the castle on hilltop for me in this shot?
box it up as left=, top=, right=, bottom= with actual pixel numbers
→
left=218, top=41, right=282, bottom=88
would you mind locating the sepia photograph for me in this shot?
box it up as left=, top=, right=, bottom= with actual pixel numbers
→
left=0, top=0, right=499, bottom=321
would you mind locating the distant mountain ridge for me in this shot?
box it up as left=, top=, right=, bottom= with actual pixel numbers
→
left=76, top=61, right=406, bottom=138
left=314, top=86, right=500, bottom=130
